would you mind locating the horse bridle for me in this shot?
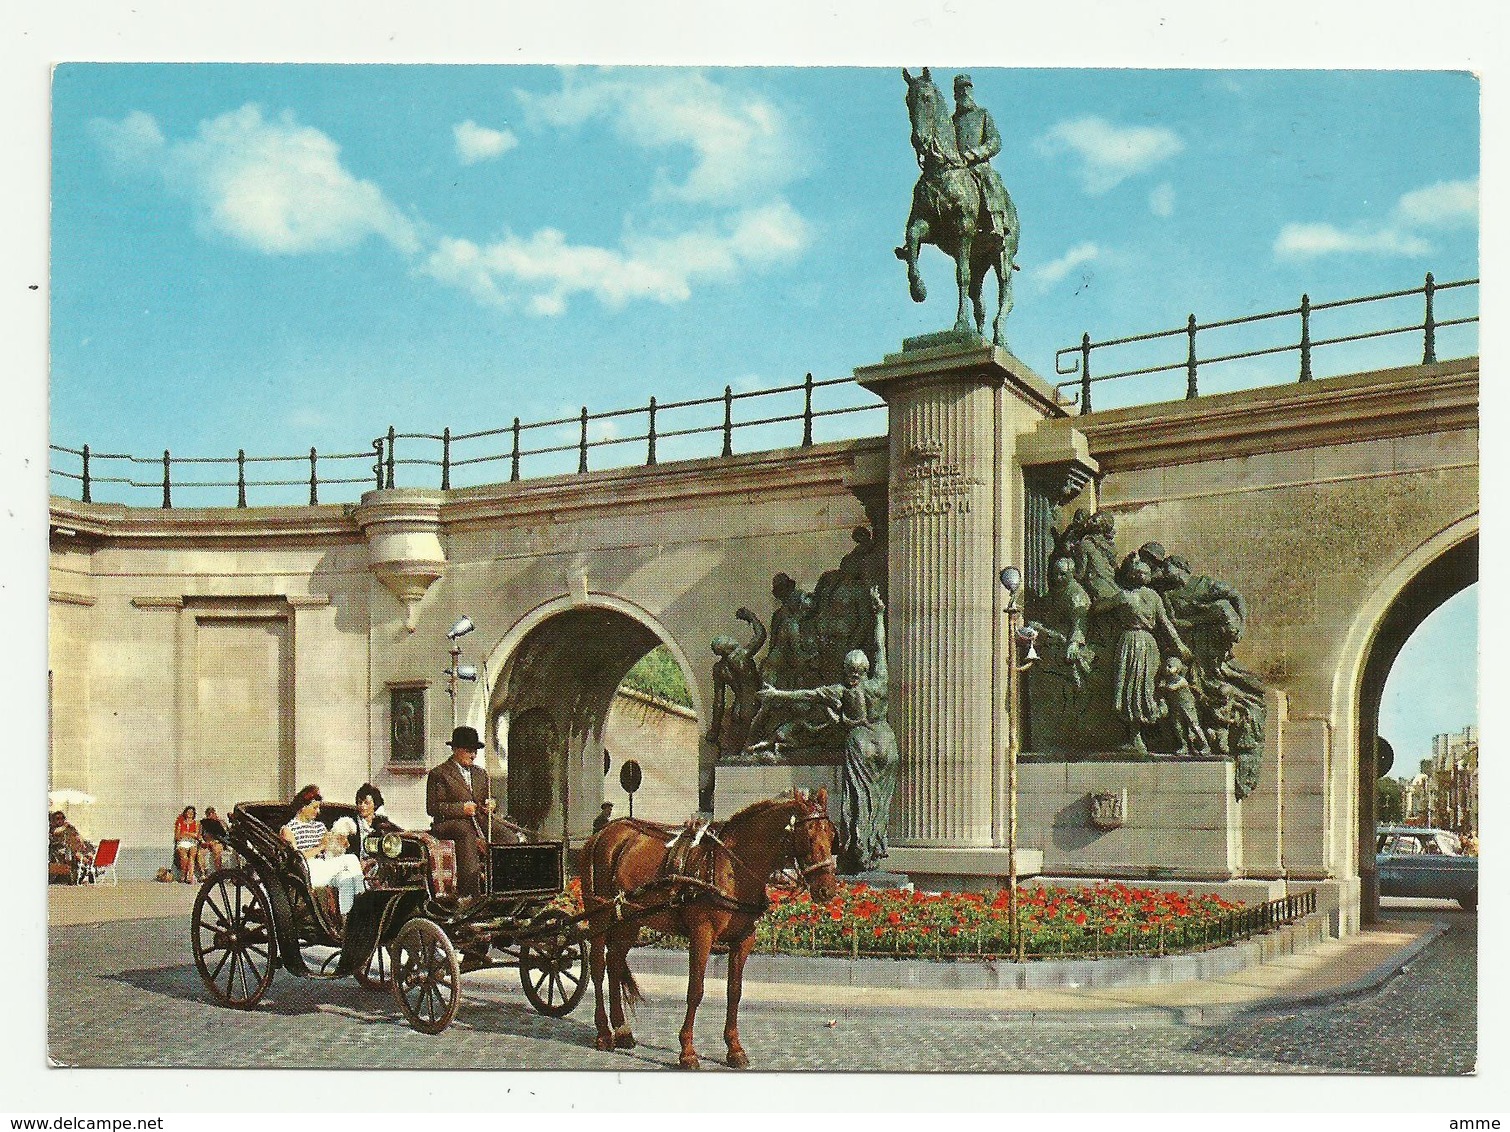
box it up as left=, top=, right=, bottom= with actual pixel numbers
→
left=779, top=803, right=838, bottom=889
left=699, top=799, right=837, bottom=896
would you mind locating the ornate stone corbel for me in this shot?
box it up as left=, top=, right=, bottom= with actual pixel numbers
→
left=351, top=489, right=447, bottom=632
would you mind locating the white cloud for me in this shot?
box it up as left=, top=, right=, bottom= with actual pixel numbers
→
left=1274, top=178, right=1476, bottom=261
left=1149, top=182, right=1175, bottom=218
left=1275, top=224, right=1431, bottom=260
left=454, top=120, right=518, bottom=165
left=1033, top=242, right=1100, bottom=288
left=1393, top=178, right=1477, bottom=229
left=420, top=199, right=811, bottom=315
left=90, top=104, right=419, bottom=256
left=1035, top=117, right=1184, bottom=195
left=517, top=70, right=801, bottom=205
left=88, top=109, right=166, bottom=171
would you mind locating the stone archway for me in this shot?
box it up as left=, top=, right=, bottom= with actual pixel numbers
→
left=1336, top=517, right=1478, bottom=924
left=478, top=595, right=704, bottom=843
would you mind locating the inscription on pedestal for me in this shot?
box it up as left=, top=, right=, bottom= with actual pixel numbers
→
left=1089, top=789, right=1127, bottom=830
left=890, top=440, right=982, bottom=521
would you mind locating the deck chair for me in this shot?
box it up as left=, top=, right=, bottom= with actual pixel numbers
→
left=90, top=839, right=121, bottom=886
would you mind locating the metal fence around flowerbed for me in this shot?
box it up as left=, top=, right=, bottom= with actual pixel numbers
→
left=755, top=888, right=1318, bottom=962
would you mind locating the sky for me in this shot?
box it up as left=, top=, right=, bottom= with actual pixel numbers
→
left=50, top=66, right=1479, bottom=488
left=47, top=64, right=1480, bottom=758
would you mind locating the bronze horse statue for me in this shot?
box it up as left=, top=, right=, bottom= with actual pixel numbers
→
left=896, top=67, right=1021, bottom=346
left=580, top=789, right=838, bottom=1069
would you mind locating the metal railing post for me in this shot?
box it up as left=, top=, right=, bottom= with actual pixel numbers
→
left=1079, top=333, right=1092, bottom=413
left=309, top=448, right=319, bottom=505
left=236, top=449, right=247, bottom=508
left=1299, top=293, right=1313, bottom=381
left=1423, top=272, right=1437, bottom=364
left=441, top=428, right=451, bottom=490
left=801, top=373, right=814, bottom=447
left=161, top=450, right=172, bottom=509
left=1185, top=314, right=1199, bottom=399
left=385, top=426, right=396, bottom=488
left=510, top=418, right=521, bottom=482
left=646, top=397, right=658, bottom=466
left=721, top=386, right=734, bottom=457
left=578, top=406, right=589, bottom=473
left=81, top=444, right=91, bottom=504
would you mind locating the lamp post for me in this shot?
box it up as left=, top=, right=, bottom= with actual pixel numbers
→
left=444, top=615, right=477, bottom=730
left=999, top=567, right=1038, bottom=963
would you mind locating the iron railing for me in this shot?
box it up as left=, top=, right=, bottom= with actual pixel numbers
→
left=49, top=374, right=885, bottom=508
left=368, top=374, right=880, bottom=491
left=1055, top=273, right=1477, bottom=412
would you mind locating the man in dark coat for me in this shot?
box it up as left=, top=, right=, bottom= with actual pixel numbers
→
left=426, top=725, right=495, bottom=901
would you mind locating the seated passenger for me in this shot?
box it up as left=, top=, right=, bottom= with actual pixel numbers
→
left=280, top=785, right=365, bottom=918
left=354, top=783, right=402, bottom=859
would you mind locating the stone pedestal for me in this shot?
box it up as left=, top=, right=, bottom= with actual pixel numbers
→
left=854, top=339, right=1066, bottom=885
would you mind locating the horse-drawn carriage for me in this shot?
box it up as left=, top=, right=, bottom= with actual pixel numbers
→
left=192, top=789, right=838, bottom=1066
left=190, top=800, right=587, bottom=1033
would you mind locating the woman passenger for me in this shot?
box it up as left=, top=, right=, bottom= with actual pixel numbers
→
left=280, top=785, right=366, bottom=918
left=354, top=783, right=401, bottom=860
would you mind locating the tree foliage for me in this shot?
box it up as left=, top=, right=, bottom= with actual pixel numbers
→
left=1377, top=776, right=1405, bottom=825
left=619, top=645, right=694, bottom=708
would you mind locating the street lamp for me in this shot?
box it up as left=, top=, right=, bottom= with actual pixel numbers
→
left=444, top=615, right=478, bottom=729
left=999, top=566, right=1036, bottom=963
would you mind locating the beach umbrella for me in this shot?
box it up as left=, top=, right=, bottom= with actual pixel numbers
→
left=48, top=788, right=97, bottom=810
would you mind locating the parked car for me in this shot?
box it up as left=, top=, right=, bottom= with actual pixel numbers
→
left=1376, top=826, right=1477, bottom=910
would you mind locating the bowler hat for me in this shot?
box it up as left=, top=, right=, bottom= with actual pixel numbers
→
left=447, top=725, right=484, bottom=751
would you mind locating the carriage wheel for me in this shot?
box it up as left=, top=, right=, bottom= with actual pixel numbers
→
left=192, top=869, right=277, bottom=1009
left=354, top=939, right=393, bottom=990
left=391, top=918, right=461, bottom=1034
left=519, top=910, right=588, bottom=1017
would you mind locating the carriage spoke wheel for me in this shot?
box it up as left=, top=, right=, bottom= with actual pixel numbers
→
left=192, top=869, right=277, bottom=1009
left=391, top=918, right=460, bottom=1034
left=519, top=910, right=587, bottom=1017
left=354, top=938, right=393, bottom=990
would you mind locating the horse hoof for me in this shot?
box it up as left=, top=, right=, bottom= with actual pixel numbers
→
left=910, top=279, right=927, bottom=303
left=679, top=1055, right=701, bottom=1071
left=594, top=1036, right=616, bottom=1053
left=726, top=1051, right=750, bottom=1070
left=614, top=1032, right=637, bottom=1050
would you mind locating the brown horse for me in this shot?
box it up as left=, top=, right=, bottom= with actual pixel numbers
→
left=580, top=789, right=838, bottom=1069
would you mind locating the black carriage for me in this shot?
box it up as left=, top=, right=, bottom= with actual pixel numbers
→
left=190, top=800, right=587, bottom=1033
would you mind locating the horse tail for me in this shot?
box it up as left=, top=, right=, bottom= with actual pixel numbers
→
left=617, top=958, right=643, bottom=1011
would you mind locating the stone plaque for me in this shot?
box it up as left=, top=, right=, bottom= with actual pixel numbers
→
left=389, top=685, right=426, bottom=763
left=889, top=439, right=981, bottom=522
left=1089, top=789, right=1126, bottom=830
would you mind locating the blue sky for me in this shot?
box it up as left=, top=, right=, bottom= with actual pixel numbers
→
left=49, top=64, right=1479, bottom=761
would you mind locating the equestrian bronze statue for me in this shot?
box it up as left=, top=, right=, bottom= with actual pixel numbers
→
left=897, top=68, right=1021, bottom=347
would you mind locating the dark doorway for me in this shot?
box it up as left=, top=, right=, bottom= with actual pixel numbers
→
left=506, top=706, right=560, bottom=833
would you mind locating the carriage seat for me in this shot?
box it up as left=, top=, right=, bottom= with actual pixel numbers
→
left=411, top=832, right=458, bottom=898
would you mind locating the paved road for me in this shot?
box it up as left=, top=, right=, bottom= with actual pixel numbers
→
left=47, top=902, right=1474, bottom=1074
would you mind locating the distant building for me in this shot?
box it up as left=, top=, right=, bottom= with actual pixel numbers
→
left=1417, top=725, right=1478, bottom=834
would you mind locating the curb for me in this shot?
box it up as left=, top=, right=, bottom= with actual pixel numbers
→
left=625, top=914, right=1329, bottom=991
left=1175, top=918, right=1448, bottom=1025
left=621, top=917, right=1438, bottom=1028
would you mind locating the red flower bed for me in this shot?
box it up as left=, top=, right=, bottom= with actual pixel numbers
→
left=555, top=877, right=1244, bottom=960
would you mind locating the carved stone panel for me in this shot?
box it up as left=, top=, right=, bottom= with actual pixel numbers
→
left=1089, top=789, right=1127, bottom=830
left=389, top=684, right=427, bottom=764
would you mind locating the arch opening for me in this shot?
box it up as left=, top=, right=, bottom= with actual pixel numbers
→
left=1355, top=532, right=1477, bottom=924
left=484, top=601, right=702, bottom=843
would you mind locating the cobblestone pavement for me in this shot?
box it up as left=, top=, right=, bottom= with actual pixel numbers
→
left=47, top=903, right=1474, bottom=1074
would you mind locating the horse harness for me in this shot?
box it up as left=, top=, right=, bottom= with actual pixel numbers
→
left=594, top=805, right=837, bottom=927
